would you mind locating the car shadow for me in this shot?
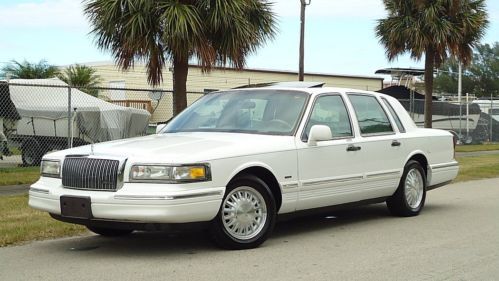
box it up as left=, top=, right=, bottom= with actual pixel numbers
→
left=43, top=202, right=454, bottom=256
left=273, top=202, right=456, bottom=239
left=272, top=203, right=391, bottom=239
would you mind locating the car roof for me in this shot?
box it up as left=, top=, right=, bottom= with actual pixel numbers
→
left=234, top=86, right=379, bottom=95
left=232, top=81, right=325, bottom=89
left=264, top=81, right=325, bottom=88
left=214, top=86, right=391, bottom=101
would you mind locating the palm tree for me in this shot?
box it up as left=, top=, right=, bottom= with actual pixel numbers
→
left=59, top=64, right=102, bottom=97
left=376, top=0, right=488, bottom=128
left=1, top=60, right=60, bottom=79
left=84, top=0, right=277, bottom=115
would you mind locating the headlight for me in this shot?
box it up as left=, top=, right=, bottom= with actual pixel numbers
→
left=40, top=160, right=61, bottom=178
left=130, top=164, right=211, bottom=183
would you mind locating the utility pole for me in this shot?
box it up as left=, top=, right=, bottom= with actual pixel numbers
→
left=299, top=0, right=311, bottom=81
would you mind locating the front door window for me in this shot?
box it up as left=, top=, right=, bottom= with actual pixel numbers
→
left=303, top=95, right=353, bottom=141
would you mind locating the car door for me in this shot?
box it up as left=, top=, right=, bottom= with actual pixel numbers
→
left=295, top=93, right=366, bottom=210
left=346, top=93, right=406, bottom=197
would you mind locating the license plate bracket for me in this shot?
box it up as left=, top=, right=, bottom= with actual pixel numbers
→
left=60, top=196, right=92, bottom=219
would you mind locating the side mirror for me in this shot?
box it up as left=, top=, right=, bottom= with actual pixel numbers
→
left=156, top=123, right=167, bottom=134
left=307, top=125, right=332, bottom=146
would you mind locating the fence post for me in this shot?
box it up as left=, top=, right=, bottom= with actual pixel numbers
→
left=466, top=93, right=469, bottom=140
left=459, top=98, right=462, bottom=139
left=409, top=89, right=414, bottom=119
left=67, top=86, right=72, bottom=149
left=491, top=93, right=494, bottom=142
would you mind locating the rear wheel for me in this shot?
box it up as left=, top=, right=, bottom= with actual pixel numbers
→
left=210, top=175, right=276, bottom=250
left=387, top=160, right=426, bottom=217
left=87, top=226, right=133, bottom=237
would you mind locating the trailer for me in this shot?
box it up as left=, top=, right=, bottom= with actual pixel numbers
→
left=2, top=78, right=151, bottom=166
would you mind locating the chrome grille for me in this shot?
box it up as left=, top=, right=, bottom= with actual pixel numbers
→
left=62, top=157, right=120, bottom=191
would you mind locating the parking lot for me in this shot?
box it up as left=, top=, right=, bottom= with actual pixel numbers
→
left=1, top=178, right=499, bottom=281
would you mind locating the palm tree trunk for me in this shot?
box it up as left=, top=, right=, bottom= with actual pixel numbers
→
left=172, top=56, right=189, bottom=116
left=424, top=47, right=435, bottom=128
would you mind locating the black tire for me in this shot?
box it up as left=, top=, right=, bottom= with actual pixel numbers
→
left=387, top=160, right=427, bottom=217
left=210, top=175, right=276, bottom=250
left=87, top=226, right=134, bottom=237
left=21, top=139, right=43, bottom=166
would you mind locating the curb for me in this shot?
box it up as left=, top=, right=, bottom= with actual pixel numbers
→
left=456, top=150, right=499, bottom=157
left=0, top=184, right=30, bottom=196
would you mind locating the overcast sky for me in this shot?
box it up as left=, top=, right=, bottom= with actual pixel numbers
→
left=0, top=0, right=497, bottom=78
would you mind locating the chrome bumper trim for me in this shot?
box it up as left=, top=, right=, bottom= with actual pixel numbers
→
left=431, top=162, right=459, bottom=170
left=366, top=171, right=400, bottom=179
left=29, top=187, right=50, bottom=194
left=281, top=183, right=299, bottom=189
left=302, top=175, right=363, bottom=187
left=114, top=191, right=223, bottom=201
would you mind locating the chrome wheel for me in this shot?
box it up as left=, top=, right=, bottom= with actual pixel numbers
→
left=211, top=175, right=276, bottom=249
left=404, top=168, right=424, bottom=209
left=222, top=186, right=267, bottom=240
left=387, top=161, right=426, bottom=217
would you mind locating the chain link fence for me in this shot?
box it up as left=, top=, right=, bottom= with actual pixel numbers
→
left=1, top=80, right=497, bottom=171
left=0, top=79, right=204, bottom=168
left=399, top=99, right=498, bottom=144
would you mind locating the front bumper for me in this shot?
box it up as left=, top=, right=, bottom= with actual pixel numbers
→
left=29, top=177, right=225, bottom=224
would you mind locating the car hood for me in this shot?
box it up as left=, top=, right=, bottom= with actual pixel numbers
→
left=47, top=132, right=296, bottom=163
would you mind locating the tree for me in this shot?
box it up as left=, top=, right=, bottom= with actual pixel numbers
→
left=84, top=0, right=277, bottom=115
left=376, top=0, right=488, bottom=128
left=59, top=64, right=102, bottom=97
left=472, top=43, right=499, bottom=97
left=434, top=58, right=475, bottom=95
left=1, top=60, right=59, bottom=79
left=435, top=43, right=499, bottom=97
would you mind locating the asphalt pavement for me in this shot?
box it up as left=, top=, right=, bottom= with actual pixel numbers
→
left=1, top=178, right=499, bottom=280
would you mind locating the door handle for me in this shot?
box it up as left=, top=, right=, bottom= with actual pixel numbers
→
left=346, top=145, right=361, bottom=152
left=391, top=140, right=401, bottom=147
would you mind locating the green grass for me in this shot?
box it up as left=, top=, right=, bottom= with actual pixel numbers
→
left=455, top=155, right=499, bottom=182
left=0, top=167, right=40, bottom=186
left=456, top=143, right=499, bottom=152
left=0, top=194, right=87, bottom=247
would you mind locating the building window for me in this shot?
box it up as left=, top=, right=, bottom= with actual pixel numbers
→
left=108, top=81, right=126, bottom=100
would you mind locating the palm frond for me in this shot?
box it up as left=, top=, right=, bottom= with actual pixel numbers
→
left=1, top=60, right=60, bottom=79
left=376, top=0, right=488, bottom=67
left=84, top=0, right=277, bottom=113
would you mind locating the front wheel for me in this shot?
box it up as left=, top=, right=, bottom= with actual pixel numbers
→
left=210, top=175, right=276, bottom=250
left=387, top=160, right=426, bottom=217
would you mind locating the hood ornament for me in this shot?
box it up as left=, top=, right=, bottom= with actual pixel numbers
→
left=90, top=143, right=94, bottom=155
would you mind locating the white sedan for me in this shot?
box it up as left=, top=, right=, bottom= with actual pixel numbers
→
left=29, top=87, right=459, bottom=249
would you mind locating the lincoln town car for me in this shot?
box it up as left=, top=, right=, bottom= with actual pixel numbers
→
left=29, top=87, right=459, bottom=249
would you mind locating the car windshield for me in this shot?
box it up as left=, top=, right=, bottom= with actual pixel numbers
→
left=162, top=89, right=309, bottom=135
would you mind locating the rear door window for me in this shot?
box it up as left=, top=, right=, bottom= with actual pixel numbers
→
left=348, top=94, right=394, bottom=135
left=381, top=97, right=406, bottom=133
